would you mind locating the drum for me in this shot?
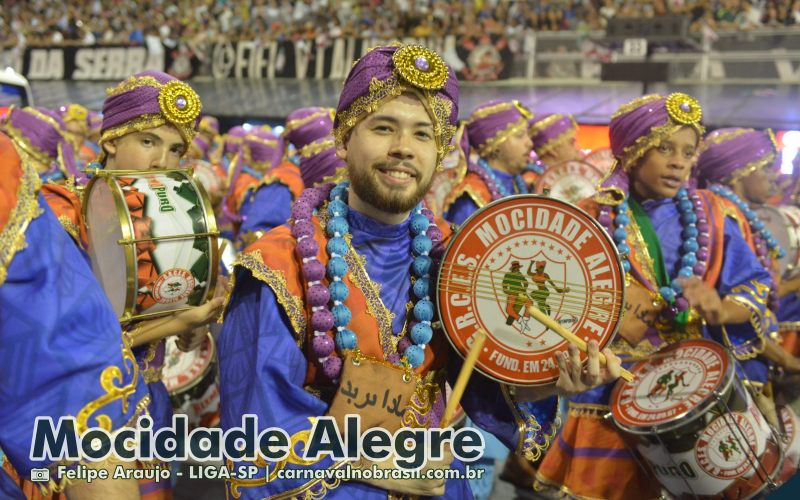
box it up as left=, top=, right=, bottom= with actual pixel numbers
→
left=438, top=195, right=625, bottom=385
left=83, top=169, right=219, bottom=322
left=584, top=147, right=615, bottom=175
left=163, top=333, right=220, bottom=428
left=186, top=159, right=225, bottom=206
left=610, top=339, right=783, bottom=498
left=778, top=405, right=800, bottom=481
left=755, top=205, right=800, bottom=279
left=534, top=160, right=605, bottom=204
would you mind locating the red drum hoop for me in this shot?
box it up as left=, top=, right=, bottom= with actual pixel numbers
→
left=437, top=194, right=625, bottom=386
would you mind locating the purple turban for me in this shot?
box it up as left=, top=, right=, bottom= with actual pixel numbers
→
left=242, top=129, right=282, bottom=170
left=528, top=113, right=577, bottom=156
left=224, top=126, right=247, bottom=155
left=466, top=100, right=532, bottom=158
left=99, top=70, right=202, bottom=161
left=0, top=106, right=80, bottom=179
left=597, top=93, right=705, bottom=204
left=283, top=107, right=335, bottom=151
left=696, top=128, right=778, bottom=188
left=333, top=44, right=459, bottom=163
left=192, top=135, right=209, bottom=156
left=199, top=115, right=220, bottom=135
left=87, top=111, right=103, bottom=135
left=298, top=135, right=346, bottom=188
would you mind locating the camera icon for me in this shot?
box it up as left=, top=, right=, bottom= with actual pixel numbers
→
left=30, top=468, right=50, bottom=482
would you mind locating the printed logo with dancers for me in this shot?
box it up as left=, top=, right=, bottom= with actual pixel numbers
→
left=502, top=259, right=570, bottom=331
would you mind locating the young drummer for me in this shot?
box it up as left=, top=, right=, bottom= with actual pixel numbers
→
left=535, top=94, right=773, bottom=499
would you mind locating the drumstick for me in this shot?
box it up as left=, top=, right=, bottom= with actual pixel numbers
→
left=526, top=305, right=635, bottom=382
left=441, top=328, right=487, bottom=428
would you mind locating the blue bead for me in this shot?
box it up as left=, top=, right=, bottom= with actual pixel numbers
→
left=327, top=199, right=348, bottom=217
left=617, top=242, right=630, bottom=255
left=326, top=236, right=348, bottom=257
left=414, top=299, right=435, bottom=322
left=330, top=185, right=347, bottom=200
left=681, top=252, right=697, bottom=267
left=659, top=286, right=676, bottom=303
left=410, top=214, right=430, bottom=235
left=753, top=220, right=765, bottom=231
left=326, top=216, right=349, bottom=238
left=335, top=329, right=357, bottom=350
left=413, top=277, right=430, bottom=299
left=768, top=237, right=778, bottom=247
left=618, top=201, right=629, bottom=212
left=744, top=209, right=756, bottom=219
left=679, top=199, right=693, bottom=212
left=332, top=304, right=352, bottom=327
left=683, top=239, right=699, bottom=253
left=677, top=188, right=688, bottom=198
left=678, top=267, right=694, bottom=278
left=329, top=280, right=349, bottom=301
left=682, top=226, right=699, bottom=239
left=613, top=227, right=627, bottom=243
left=779, top=248, right=786, bottom=258
left=671, top=280, right=683, bottom=293
left=681, top=212, right=697, bottom=224
left=404, top=345, right=425, bottom=368
left=410, top=323, right=433, bottom=345
left=412, top=255, right=433, bottom=277
left=412, top=235, right=433, bottom=255
left=327, top=256, right=349, bottom=278
left=614, top=214, right=630, bottom=227
left=622, top=260, right=631, bottom=272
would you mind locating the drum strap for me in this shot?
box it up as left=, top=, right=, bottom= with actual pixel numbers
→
left=629, top=198, right=691, bottom=329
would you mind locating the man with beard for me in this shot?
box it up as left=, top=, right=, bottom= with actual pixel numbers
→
left=216, top=44, right=621, bottom=499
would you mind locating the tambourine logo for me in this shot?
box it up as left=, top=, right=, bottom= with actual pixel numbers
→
left=536, top=161, right=604, bottom=204
left=613, top=342, right=726, bottom=428
left=153, top=268, right=196, bottom=304
left=438, top=196, right=623, bottom=385
left=695, top=412, right=757, bottom=480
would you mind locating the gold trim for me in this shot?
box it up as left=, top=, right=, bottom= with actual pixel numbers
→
left=611, top=94, right=663, bottom=119
left=722, top=282, right=770, bottom=359
left=283, top=109, right=334, bottom=137
left=2, top=119, right=58, bottom=168
left=475, top=118, right=528, bottom=158
left=442, top=176, right=491, bottom=214
left=779, top=321, right=800, bottom=332
left=529, top=113, right=565, bottom=136
left=625, top=206, right=661, bottom=292
left=467, top=101, right=515, bottom=123
left=234, top=250, right=307, bottom=345
left=0, top=147, right=44, bottom=286
left=57, top=215, right=81, bottom=245
left=724, top=152, right=776, bottom=186
left=665, top=92, right=703, bottom=125
left=700, top=128, right=750, bottom=152
left=298, top=139, right=335, bottom=159
left=535, top=126, right=576, bottom=158
left=534, top=471, right=610, bottom=500
left=501, top=385, right=560, bottom=461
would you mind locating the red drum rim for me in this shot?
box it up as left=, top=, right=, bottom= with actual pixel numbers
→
left=437, top=194, right=625, bottom=386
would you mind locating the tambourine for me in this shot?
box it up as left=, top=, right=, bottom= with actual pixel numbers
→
left=534, top=159, right=605, bottom=204
left=437, top=195, right=625, bottom=386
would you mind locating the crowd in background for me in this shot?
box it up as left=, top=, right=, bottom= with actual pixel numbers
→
left=2, top=0, right=800, bottom=51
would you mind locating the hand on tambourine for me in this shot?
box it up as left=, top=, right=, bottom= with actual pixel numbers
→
left=177, top=326, right=207, bottom=352
left=553, top=341, right=622, bottom=397
left=356, top=444, right=453, bottom=496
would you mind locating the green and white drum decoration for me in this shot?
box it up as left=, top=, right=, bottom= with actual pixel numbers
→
left=83, top=169, right=219, bottom=322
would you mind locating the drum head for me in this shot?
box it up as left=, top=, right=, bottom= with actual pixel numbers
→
left=163, top=333, right=215, bottom=395
left=534, top=160, right=605, bottom=204
left=438, top=195, right=625, bottom=386
left=610, top=339, right=734, bottom=435
left=84, top=177, right=132, bottom=317
left=186, top=159, right=222, bottom=198
left=584, top=148, right=615, bottom=175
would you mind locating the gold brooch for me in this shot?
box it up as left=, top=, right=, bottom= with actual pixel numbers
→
left=158, top=80, right=202, bottom=126
left=665, top=92, right=702, bottom=125
left=392, top=45, right=448, bottom=91
left=65, top=104, right=88, bottom=123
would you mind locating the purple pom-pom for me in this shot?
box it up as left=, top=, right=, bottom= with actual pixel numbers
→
left=693, top=262, right=707, bottom=275
left=675, top=297, right=689, bottom=311
left=312, top=335, right=335, bottom=357
left=387, top=353, right=401, bottom=364
left=304, top=260, right=325, bottom=281
left=292, top=201, right=313, bottom=220
left=697, top=234, right=710, bottom=247
left=312, top=309, right=335, bottom=332
left=696, top=248, right=709, bottom=261
left=307, top=283, right=330, bottom=307
left=322, top=356, right=342, bottom=379
left=697, top=222, right=710, bottom=233
left=427, top=226, right=444, bottom=242
left=598, top=212, right=612, bottom=227
left=292, top=219, right=314, bottom=239
left=296, top=237, right=319, bottom=259
left=398, top=336, right=412, bottom=352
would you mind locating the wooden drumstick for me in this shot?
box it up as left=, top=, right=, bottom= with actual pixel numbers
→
left=441, top=328, right=487, bottom=428
left=526, top=305, right=635, bottom=382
